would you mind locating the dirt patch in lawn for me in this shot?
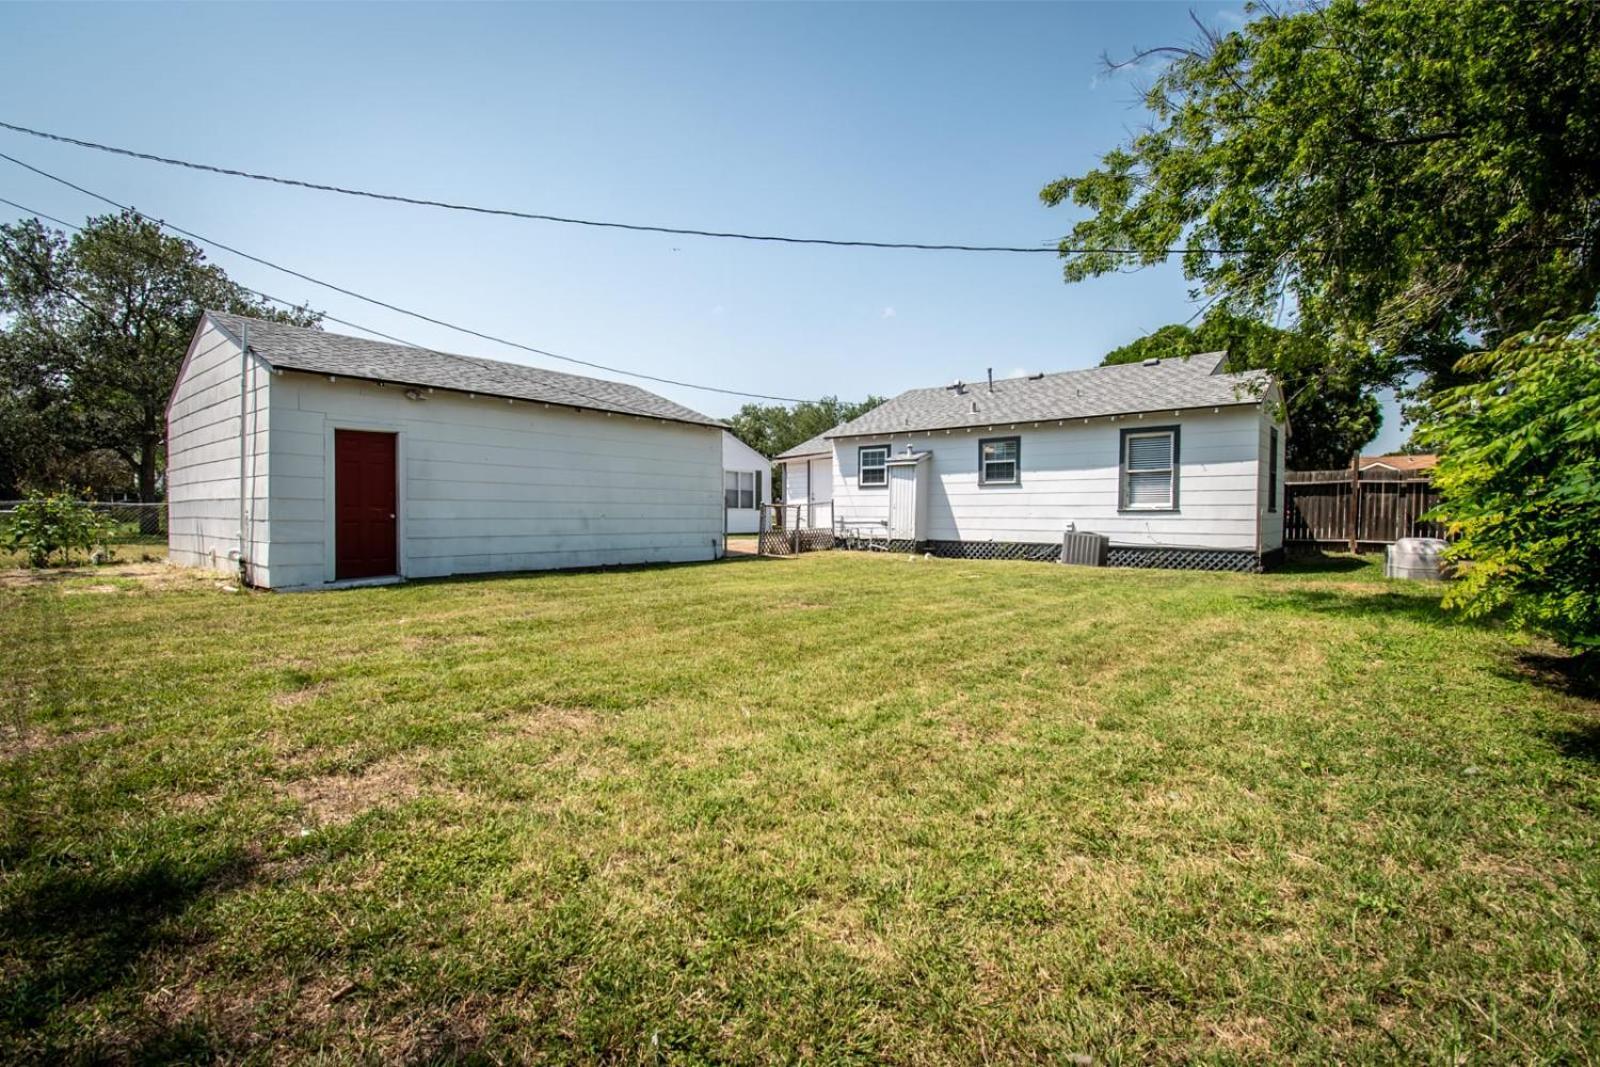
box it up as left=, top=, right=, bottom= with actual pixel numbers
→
left=0, top=561, right=227, bottom=592
left=494, top=704, right=603, bottom=738
left=0, top=721, right=121, bottom=761
left=273, top=681, right=333, bottom=709
left=282, top=755, right=426, bottom=826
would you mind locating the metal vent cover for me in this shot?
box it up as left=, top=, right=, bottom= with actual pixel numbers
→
left=1061, top=530, right=1110, bottom=567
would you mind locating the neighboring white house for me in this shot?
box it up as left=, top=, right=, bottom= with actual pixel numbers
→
left=166, top=312, right=728, bottom=589
left=720, top=431, right=771, bottom=534
left=774, top=429, right=837, bottom=530
left=821, top=354, right=1288, bottom=570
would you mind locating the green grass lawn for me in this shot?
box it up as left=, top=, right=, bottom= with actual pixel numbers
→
left=2, top=552, right=1597, bottom=1063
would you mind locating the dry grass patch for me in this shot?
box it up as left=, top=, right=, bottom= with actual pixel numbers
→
left=279, top=754, right=428, bottom=826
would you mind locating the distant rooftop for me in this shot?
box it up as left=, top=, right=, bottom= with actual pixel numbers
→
left=204, top=311, right=725, bottom=429
left=1360, top=453, right=1437, bottom=473
left=827, top=353, right=1268, bottom=438
left=775, top=428, right=840, bottom=460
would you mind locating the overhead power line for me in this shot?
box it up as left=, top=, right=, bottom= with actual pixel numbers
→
left=0, top=118, right=1082, bottom=255
left=0, top=151, right=813, bottom=405
left=0, top=196, right=415, bottom=346
left=0, top=194, right=724, bottom=424
left=4, top=120, right=1583, bottom=262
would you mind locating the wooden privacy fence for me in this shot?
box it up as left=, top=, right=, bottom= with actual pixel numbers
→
left=1284, top=466, right=1443, bottom=549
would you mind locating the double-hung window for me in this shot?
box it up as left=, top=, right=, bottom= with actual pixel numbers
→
left=724, top=470, right=756, bottom=509
left=858, top=446, right=889, bottom=487
left=979, top=437, right=1020, bottom=485
left=1121, top=428, right=1179, bottom=510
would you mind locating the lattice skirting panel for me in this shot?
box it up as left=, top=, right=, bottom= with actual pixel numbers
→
left=758, top=529, right=835, bottom=555
left=921, top=540, right=1063, bottom=563
left=838, top=538, right=1265, bottom=571
left=1105, top=546, right=1264, bottom=572
left=757, top=531, right=795, bottom=555
left=798, top=530, right=836, bottom=552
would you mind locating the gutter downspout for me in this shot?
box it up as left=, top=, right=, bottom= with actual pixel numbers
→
left=235, top=321, right=250, bottom=585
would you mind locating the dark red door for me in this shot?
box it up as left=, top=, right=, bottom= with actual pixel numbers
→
left=334, top=430, right=397, bottom=580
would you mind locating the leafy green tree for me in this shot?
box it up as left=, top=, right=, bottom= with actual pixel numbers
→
left=0, top=210, right=320, bottom=504
left=1101, top=312, right=1381, bottom=469
left=728, top=395, right=885, bottom=461
left=1419, top=317, right=1600, bottom=656
left=1042, top=0, right=1600, bottom=385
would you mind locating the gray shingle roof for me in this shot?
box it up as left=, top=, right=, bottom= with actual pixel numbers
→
left=206, top=311, right=724, bottom=429
left=774, top=427, right=839, bottom=460
left=826, top=354, right=1267, bottom=439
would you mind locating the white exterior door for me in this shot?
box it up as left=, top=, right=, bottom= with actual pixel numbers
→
left=888, top=463, right=918, bottom=540
left=787, top=461, right=809, bottom=505
left=808, top=457, right=832, bottom=527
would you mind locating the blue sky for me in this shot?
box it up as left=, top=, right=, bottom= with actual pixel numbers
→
left=0, top=1, right=1405, bottom=450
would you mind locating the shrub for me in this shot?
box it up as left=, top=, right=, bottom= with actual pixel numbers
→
left=1419, top=316, right=1600, bottom=652
left=1, top=491, right=113, bottom=568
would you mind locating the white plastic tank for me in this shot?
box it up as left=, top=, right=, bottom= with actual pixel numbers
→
left=1385, top=537, right=1449, bottom=580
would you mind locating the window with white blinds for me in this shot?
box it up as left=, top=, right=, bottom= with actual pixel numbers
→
left=1121, top=429, right=1178, bottom=510
left=979, top=437, right=1020, bottom=485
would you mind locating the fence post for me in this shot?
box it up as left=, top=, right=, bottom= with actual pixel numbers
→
left=1347, top=454, right=1360, bottom=554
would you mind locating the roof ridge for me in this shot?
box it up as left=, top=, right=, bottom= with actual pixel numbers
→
left=203, top=310, right=724, bottom=428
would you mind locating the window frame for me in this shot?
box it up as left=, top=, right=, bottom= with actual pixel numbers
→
left=977, top=435, right=1021, bottom=486
left=1267, top=426, right=1279, bottom=513
left=725, top=469, right=757, bottom=510
left=1118, top=426, right=1180, bottom=512
left=857, top=445, right=890, bottom=488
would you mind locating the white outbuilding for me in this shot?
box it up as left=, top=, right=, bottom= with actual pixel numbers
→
left=720, top=431, right=771, bottom=534
left=166, top=312, right=728, bottom=589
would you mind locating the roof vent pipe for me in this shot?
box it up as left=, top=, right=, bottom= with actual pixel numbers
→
left=987, top=368, right=994, bottom=393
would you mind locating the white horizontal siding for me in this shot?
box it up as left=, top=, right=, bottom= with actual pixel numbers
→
left=264, top=372, right=723, bottom=588
left=831, top=407, right=1268, bottom=550
left=165, top=320, right=272, bottom=577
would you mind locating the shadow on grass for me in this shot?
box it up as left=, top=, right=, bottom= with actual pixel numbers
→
left=1545, top=721, right=1600, bottom=764
left=390, top=550, right=788, bottom=592
left=0, top=849, right=259, bottom=1051
left=1503, top=650, right=1600, bottom=702
left=1253, top=586, right=1454, bottom=626
left=1277, top=550, right=1378, bottom=576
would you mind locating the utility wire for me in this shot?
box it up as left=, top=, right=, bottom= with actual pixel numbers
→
left=0, top=196, right=415, bottom=345
left=0, top=193, right=735, bottom=424
left=3, top=121, right=1584, bottom=260
left=0, top=118, right=1079, bottom=255
left=0, top=151, right=813, bottom=404
left=0, top=191, right=713, bottom=425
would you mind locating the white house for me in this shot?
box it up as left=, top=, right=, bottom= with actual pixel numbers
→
left=166, top=312, right=728, bottom=589
left=720, top=431, right=771, bottom=534
left=820, top=355, right=1287, bottom=570
left=774, top=428, right=836, bottom=529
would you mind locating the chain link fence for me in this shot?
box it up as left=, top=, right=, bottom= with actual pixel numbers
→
left=0, top=500, right=169, bottom=546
